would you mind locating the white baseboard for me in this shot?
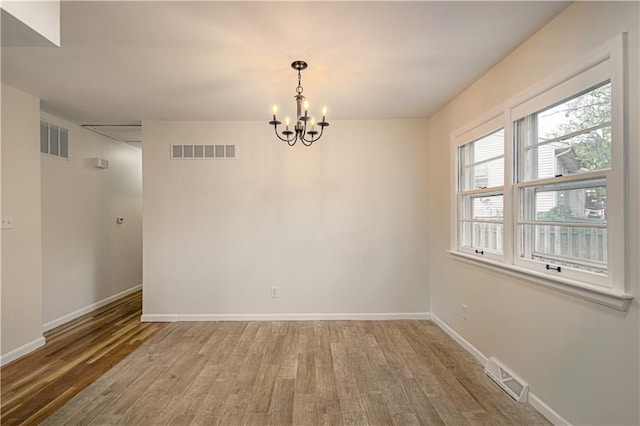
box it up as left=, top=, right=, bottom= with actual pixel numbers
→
left=141, top=314, right=178, bottom=322
left=0, top=336, right=46, bottom=367
left=141, top=312, right=431, bottom=323
left=430, top=314, right=488, bottom=365
left=529, top=393, right=571, bottom=426
left=42, top=284, right=142, bottom=332
left=430, top=313, right=569, bottom=426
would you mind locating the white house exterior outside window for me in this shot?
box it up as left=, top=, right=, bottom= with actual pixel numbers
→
left=450, top=34, right=632, bottom=310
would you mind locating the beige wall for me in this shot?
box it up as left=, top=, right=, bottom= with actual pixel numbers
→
left=40, top=113, right=142, bottom=327
left=1, top=84, right=44, bottom=358
left=0, top=85, right=142, bottom=362
left=142, top=119, right=430, bottom=318
left=427, top=2, right=639, bottom=425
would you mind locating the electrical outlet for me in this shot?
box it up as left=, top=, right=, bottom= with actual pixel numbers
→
left=462, top=304, right=469, bottom=320
left=270, top=286, right=279, bottom=298
left=1, top=217, right=14, bottom=229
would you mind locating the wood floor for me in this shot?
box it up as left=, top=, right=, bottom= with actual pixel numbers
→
left=39, top=318, right=549, bottom=425
left=0, top=291, right=166, bottom=425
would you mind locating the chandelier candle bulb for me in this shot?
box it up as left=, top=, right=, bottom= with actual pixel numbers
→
left=322, top=106, right=327, bottom=119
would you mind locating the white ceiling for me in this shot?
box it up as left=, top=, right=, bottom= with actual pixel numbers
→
left=1, top=1, right=570, bottom=126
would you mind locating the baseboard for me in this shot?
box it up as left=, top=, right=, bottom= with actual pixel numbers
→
left=0, top=336, right=46, bottom=367
left=141, top=314, right=178, bottom=322
left=430, top=314, right=488, bottom=365
left=42, top=284, right=142, bottom=332
left=430, top=313, right=569, bottom=426
left=141, top=312, right=431, bottom=322
left=528, top=394, right=571, bottom=426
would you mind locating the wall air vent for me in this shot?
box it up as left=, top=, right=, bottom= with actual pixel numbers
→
left=484, top=357, right=529, bottom=403
left=171, top=144, right=236, bottom=160
left=40, top=120, right=69, bottom=159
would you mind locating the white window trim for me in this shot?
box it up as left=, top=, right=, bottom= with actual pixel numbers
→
left=447, top=250, right=632, bottom=310
left=452, top=115, right=505, bottom=263
left=449, top=34, right=632, bottom=311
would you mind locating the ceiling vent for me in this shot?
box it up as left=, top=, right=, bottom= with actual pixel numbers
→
left=171, top=144, right=236, bottom=160
left=485, top=357, right=529, bottom=403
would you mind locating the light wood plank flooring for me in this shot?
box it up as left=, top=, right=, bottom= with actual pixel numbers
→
left=0, top=291, right=166, bottom=425
left=41, top=319, right=550, bottom=425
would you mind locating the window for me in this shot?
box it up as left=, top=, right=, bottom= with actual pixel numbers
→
left=456, top=123, right=504, bottom=260
left=515, top=82, right=612, bottom=285
left=40, top=120, right=69, bottom=159
left=451, top=35, right=630, bottom=310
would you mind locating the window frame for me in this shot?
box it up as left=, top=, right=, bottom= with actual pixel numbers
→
left=449, top=34, right=632, bottom=311
left=453, top=116, right=505, bottom=263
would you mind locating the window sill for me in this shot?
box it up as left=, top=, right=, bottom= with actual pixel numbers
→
left=447, top=250, right=633, bottom=311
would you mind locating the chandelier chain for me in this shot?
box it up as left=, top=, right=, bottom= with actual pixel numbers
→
left=296, top=69, right=303, bottom=95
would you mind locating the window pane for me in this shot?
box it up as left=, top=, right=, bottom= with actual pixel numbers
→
left=462, top=222, right=503, bottom=253
left=464, top=158, right=503, bottom=190
left=537, top=83, right=611, bottom=143
left=521, top=224, right=607, bottom=274
left=521, top=180, right=606, bottom=224
left=469, top=129, right=504, bottom=163
left=464, top=194, right=503, bottom=220
left=524, top=127, right=611, bottom=180
left=460, top=128, right=504, bottom=190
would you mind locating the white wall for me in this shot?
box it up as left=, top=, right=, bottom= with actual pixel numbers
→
left=1, top=84, right=44, bottom=360
left=142, top=119, right=430, bottom=318
left=427, top=2, right=639, bottom=425
left=40, top=114, right=142, bottom=328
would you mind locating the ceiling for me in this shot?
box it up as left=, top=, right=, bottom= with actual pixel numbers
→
left=1, top=1, right=571, bottom=127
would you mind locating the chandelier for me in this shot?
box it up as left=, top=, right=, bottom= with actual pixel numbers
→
left=269, top=61, right=329, bottom=146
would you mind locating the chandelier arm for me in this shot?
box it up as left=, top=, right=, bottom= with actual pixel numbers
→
left=301, top=128, right=317, bottom=144
left=287, top=135, right=298, bottom=146
left=301, top=128, right=321, bottom=144
left=273, top=126, right=293, bottom=143
left=301, top=135, right=316, bottom=144
left=300, top=138, right=314, bottom=147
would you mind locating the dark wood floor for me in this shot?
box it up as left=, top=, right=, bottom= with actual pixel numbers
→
left=0, top=291, right=165, bottom=425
